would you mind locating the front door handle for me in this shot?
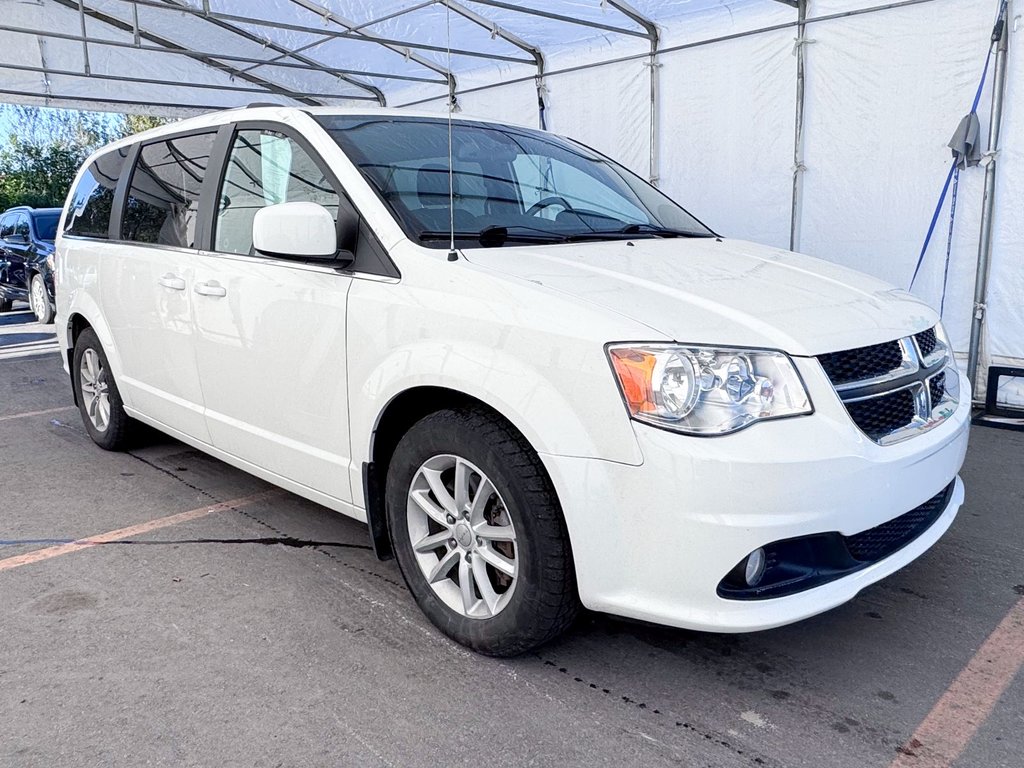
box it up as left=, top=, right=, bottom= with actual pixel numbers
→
left=194, top=280, right=227, bottom=298
left=158, top=273, right=186, bottom=291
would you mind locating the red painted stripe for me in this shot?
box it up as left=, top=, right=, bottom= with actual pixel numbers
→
left=0, top=405, right=76, bottom=422
left=890, top=597, right=1024, bottom=767
left=0, top=490, right=282, bottom=572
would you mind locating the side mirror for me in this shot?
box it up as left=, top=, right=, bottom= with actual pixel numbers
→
left=253, top=202, right=349, bottom=262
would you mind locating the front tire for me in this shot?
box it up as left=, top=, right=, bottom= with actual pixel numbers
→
left=30, top=274, right=54, bottom=324
left=73, top=328, right=137, bottom=450
left=386, top=408, right=579, bottom=656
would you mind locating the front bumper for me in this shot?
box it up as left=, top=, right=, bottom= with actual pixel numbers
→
left=541, top=360, right=970, bottom=633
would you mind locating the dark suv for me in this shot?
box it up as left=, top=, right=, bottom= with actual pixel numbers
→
left=0, top=206, right=60, bottom=323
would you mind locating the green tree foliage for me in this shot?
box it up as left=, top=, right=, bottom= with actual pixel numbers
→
left=0, top=106, right=173, bottom=211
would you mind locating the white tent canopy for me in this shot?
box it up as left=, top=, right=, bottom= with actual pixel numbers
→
left=0, top=0, right=1020, bottom=399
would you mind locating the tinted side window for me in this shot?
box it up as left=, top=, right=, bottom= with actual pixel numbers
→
left=214, top=129, right=340, bottom=256
left=121, top=132, right=217, bottom=248
left=0, top=215, right=13, bottom=240
left=32, top=213, right=60, bottom=242
left=64, top=148, right=129, bottom=239
left=14, top=214, right=30, bottom=239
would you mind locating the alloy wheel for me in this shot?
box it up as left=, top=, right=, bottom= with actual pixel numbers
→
left=79, top=348, right=111, bottom=432
left=31, top=278, right=47, bottom=320
left=406, top=454, right=518, bottom=619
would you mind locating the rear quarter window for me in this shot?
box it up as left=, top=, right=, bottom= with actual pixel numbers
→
left=64, top=147, right=130, bottom=240
left=121, top=132, right=217, bottom=248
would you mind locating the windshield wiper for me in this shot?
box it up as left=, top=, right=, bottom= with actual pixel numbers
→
left=418, top=227, right=569, bottom=247
left=416, top=222, right=714, bottom=247
left=613, top=223, right=715, bottom=238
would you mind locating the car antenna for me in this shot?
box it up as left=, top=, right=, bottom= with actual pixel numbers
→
left=445, top=0, right=458, bottom=262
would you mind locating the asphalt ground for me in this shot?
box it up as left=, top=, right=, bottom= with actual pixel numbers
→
left=1, top=308, right=1022, bottom=768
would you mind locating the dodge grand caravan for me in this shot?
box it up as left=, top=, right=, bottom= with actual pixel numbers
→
left=56, top=107, right=969, bottom=656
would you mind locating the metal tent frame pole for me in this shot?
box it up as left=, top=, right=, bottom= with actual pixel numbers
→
left=966, top=10, right=1010, bottom=396
left=444, top=0, right=547, bottom=129
left=606, top=0, right=660, bottom=185
left=155, top=0, right=386, bottom=105
left=789, top=0, right=808, bottom=252
left=0, top=23, right=447, bottom=85
left=51, top=0, right=328, bottom=106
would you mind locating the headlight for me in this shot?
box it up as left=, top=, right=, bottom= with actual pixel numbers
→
left=607, top=344, right=812, bottom=435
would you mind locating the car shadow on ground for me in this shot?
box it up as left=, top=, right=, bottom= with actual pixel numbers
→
left=0, top=307, right=57, bottom=359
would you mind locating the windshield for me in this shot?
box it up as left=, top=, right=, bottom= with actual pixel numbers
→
left=32, top=212, right=60, bottom=241
left=317, top=116, right=714, bottom=248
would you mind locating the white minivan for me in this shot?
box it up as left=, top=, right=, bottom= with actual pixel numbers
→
left=56, top=106, right=969, bottom=656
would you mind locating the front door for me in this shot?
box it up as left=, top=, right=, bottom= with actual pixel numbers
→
left=0, top=214, right=16, bottom=294
left=191, top=126, right=354, bottom=502
left=5, top=213, right=33, bottom=290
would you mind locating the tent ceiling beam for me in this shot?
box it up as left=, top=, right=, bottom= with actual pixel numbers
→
left=442, top=0, right=547, bottom=127
left=0, top=23, right=447, bottom=85
left=49, top=0, right=326, bottom=105
left=0, top=86, right=235, bottom=112
left=464, top=0, right=649, bottom=38
left=348, top=1, right=438, bottom=32
left=604, top=1, right=659, bottom=43
left=114, top=0, right=528, bottom=68
left=444, top=1, right=543, bottom=68
left=153, top=0, right=386, bottom=105
left=0, top=61, right=379, bottom=101
left=284, top=0, right=458, bottom=110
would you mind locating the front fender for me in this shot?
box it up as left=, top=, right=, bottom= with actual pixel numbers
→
left=354, top=338, right=643, bottom=469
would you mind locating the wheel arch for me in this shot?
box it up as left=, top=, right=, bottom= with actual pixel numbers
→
left=65, top=312, right=93, bottom=405
left=363, top=386, right=553, bottom=561
left=64, top=309, right=127, bottom=407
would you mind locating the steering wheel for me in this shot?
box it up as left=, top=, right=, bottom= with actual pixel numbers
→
left=526, top=195, right=576, bottom=218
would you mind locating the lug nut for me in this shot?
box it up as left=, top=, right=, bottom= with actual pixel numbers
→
left=476, top=537, right=483, bottom=546
left=448, top=539, right=457, bottom=548
left=446, top=514, right=455, bottom=524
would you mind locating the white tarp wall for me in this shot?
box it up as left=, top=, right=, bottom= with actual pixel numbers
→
left=0, top=0, right=1020, bottom=393
left=390, top=0, right=1022, bottom=389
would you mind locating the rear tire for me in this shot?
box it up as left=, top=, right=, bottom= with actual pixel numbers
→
left=73, top=328, right=137, bottom=451
left=386, top=407, right=579, bottom=656
left=30, top=274, right=54, bottom=324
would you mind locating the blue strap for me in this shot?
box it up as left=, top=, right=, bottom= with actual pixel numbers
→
left=909, top=0, right=1007, bottom=292
left=940, top=166, right=960, bottom=317
left=909, top=163, right=957, bottom=290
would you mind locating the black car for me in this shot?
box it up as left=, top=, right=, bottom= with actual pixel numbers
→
left=0, top=206, right=59, bottom=323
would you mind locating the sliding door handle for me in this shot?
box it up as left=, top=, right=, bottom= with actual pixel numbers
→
left=194, top=280, right=227, bottom=298
left=158, top=273, right=186, bottom=291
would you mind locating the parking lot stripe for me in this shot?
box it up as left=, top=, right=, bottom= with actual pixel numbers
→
left=0, top=490, right=282, bottom=572
left=890, top=596, right=1024, bottom=767
left=0, top=405, right=76, bottom=422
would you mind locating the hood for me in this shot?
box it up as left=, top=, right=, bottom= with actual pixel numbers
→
left=462, top=238, right=937, bottom=357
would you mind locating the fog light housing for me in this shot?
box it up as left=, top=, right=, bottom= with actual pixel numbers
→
left=744, top=548, right=767, bottom=586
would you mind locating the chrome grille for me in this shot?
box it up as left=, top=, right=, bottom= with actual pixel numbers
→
left=928, top=371, right=946, bottom=405
left=818, top=326, right=958, bottom=445
left=845, top=389, right=916, bottom=442
left=915, top=328, right=938, bottom=359
left=818, top=341, right=904, bottom=387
